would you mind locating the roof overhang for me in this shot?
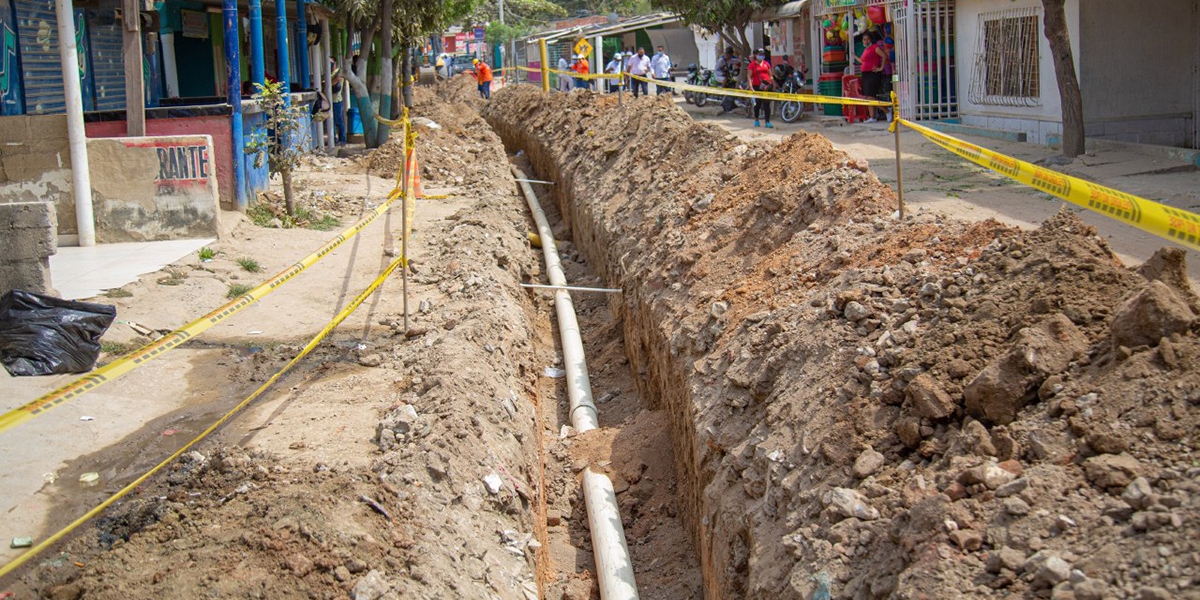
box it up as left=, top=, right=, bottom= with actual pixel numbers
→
left=753, top=0, right=810, bottom=21
left=522, top=12, right=682, bottom=44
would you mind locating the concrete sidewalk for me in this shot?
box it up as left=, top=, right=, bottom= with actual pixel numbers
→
left=50, top=238, right=215, bottom=300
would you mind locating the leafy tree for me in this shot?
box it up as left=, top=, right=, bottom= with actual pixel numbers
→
left=650, top=0, right=760, bottom=58
left=331, top=0, right=479, bottom=148
left=245, top=81, right=310, bottom=215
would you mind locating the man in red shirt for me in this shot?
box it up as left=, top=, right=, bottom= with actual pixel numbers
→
left=747, top=48, right=775, bottom=128
left=472, top=59, right=493, bottom=99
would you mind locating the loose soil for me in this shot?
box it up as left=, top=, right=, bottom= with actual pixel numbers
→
left=3, top=77, right=1198, bottom=600
left=483, top=88, right=1200, bottom=600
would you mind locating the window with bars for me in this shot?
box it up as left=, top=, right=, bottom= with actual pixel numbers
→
left=969, top=8, right=1041, bottom=107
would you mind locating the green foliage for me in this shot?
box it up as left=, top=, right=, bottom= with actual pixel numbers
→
left=650, top=0, right=760, bottom=54
left=100, top=341, right=136, bottom=355
left=247, top=204, right=276, bottom=227
left=103, top=288, right=133, bottom=298
left=236, top=257, right=262, bottom=273
left=198, top=247, right=216, bottom=261
left=551, top=0, right=648, bottom=17
left=227, top=283, right=255, bottom=299
left=245, top=81, right=310, bottom=178
left=157, top=269, right=188, bottom=286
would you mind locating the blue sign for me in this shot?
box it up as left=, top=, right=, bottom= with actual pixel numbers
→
left=473, top=27, right=484, bottom=40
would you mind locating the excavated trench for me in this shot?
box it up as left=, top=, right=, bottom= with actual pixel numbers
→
left=483, top=86, right=1200, bottom=600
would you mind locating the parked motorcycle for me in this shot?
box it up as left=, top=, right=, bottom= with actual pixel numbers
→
left=683, top=65, right=697, bottom=103
left=778, top=71, right=807, bottom=123
left=688, top=68, right=716, bottom=106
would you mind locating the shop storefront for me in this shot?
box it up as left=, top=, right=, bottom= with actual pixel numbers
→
left=811, top=0, right=957, bottom=120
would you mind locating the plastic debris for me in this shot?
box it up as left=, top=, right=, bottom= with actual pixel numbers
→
left=79, top=472, right=99, bottom=487
left=543, top=367, right=566, bottom=378
left=812, top=572, right=832, bottom=600
left=0, top=290, right=116, bottom=376
left=483, top=473, right=503, bottom=495
left=10, top=537, right=32, bottom=549
left=80, top=416, right=95, bottom=421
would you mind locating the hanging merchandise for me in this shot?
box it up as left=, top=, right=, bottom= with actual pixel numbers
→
left=868, top=5, right=888, bottom=25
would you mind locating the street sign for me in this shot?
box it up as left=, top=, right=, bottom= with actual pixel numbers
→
left=573, top=38, right=592, bottom=58
left=474, top=27, right=485, bottom=40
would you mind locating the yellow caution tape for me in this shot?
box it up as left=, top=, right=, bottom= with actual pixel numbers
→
left=0, top=117, right=417, bottom=435
left=0, top=251, right=409, bottom=580
left=546, top=67, right=621, bottom=81
left=899, top=118, right=1200, bottom=253
left=627, top=74, right=892, bottom=108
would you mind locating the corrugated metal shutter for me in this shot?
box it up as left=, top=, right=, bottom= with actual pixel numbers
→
left=87, top=9, right=124, bottom=111
left=14, top=0, right=91, bottom=114
left=0, top=0, right=26, bottom=115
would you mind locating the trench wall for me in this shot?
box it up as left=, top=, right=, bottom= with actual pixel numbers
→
left=485, top=92, right=717, bottom=590
left=480, top=85, right=1200, bottom=600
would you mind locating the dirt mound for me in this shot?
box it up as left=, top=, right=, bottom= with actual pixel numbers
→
left=485, top=86, right=1200, bottom=599
left=353, top=80, right=502, bottom=194
left=12, top=85, right=546, bottom=600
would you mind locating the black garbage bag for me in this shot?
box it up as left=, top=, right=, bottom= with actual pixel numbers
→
left=0, top=290, right=117, bottom=376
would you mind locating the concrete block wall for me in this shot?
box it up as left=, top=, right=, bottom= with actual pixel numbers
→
left=0, top=201, right=57, bottom=295
left=0, top=115, right=221, bottom=243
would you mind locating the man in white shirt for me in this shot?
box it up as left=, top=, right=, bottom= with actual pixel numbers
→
left=649, top=45, right=673, bottom=95
left=626, top=47, right=651, bottom=97
left=604, top=53, right=623, bottom=93
left=557, top=55, right=572, bottom=92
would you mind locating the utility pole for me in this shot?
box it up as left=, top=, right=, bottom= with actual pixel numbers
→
left=56, top=0, right=94, bottom=246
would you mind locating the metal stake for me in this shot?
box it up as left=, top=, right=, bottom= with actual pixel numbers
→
left=892, top=92, right=906, bottom=220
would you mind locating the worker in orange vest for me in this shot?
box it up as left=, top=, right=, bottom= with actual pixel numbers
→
left=472, top=58, right=493, bottom=100
left=571, top=54, right=591, bottom=90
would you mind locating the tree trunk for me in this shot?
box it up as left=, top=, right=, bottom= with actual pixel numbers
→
left=281, top=168, right=295, bottom=216
left=1043, top=0, right=1085, bottom=157
left=402, top=43, right=413, bottom=109
left=374, top=0, right=394, bottom=148
left=352, top=18, right=379, bottom=148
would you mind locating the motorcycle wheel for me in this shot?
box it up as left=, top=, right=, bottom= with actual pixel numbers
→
left=695, top=92, right=707, bottom=107
left=781, top=101, right=804, bottom=123
left=684, top=90, right=694, bottom=104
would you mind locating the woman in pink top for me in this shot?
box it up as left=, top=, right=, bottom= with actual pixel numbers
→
left=859, top=31, right=890, bottom=122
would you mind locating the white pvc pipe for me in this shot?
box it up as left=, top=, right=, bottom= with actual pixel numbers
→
left=512, top=165, right=599, bottom=432
left=584, top=468, right=639, bottom=600
left=511, top=165, right=639, bottom=600
left=56, top=0, right=94, bottom=247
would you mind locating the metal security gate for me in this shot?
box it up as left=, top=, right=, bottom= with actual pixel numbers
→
left=87, top=9, right=124, bottom=111
left=892, top=0, right=956, bottom=120
left=15, top=0, right=93, bottom=114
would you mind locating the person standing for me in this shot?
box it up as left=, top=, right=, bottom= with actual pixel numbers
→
left=714, top=47, right=741, bottom=114
left=626, top=47, right=651, bottom=97
left=471, top=59, right=493, bottom=99
left=650, top=45, right=672, bottom=95
left=557, top=55, right=573, bottom=92
left=748, top=49, right=774, bottom=128
left=858, top=31, right=890, bottom=122
left=330, top=61, right=346, bottom=145
left=572, top=54, right=591, bottom=90
left=605, top=53, right=624, bottom=93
